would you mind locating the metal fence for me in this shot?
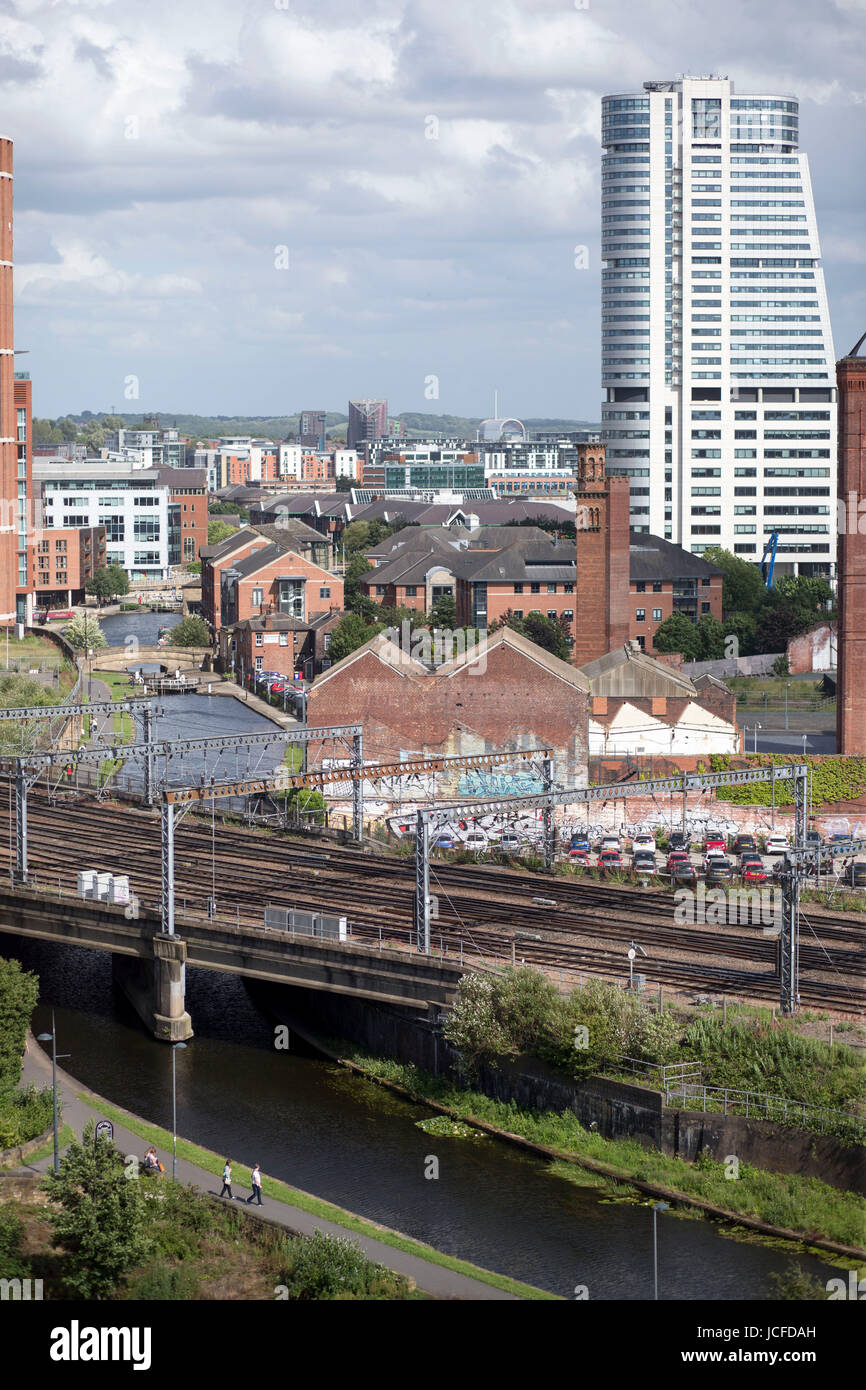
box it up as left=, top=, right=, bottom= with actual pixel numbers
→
left=615, top=1057, right=702, bottom=1088
left=664, top=1081, right=865, bottom=1141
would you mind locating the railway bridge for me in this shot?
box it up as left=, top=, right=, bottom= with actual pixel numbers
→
left=0, top=885, right=463, bottom=1041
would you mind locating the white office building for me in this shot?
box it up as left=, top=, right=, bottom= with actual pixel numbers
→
left=35, top=462, right=170, bottom=580
left=601, top=76, right=836, bottom=576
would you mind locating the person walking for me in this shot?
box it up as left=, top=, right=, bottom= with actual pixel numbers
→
left=246, top=1163, right=263, bottom=1206
left=220, top=1159, right=233, bottom=1200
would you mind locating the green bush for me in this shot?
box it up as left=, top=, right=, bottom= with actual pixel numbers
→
left=0, top=957, right=40, bottom=1091
left=709, top=753, right=866, bottom=808
left=275, top=1230, right=415, bottom=1300
left=128, top=1260, right=198, bottom=1300
left=0, top=1205, right=30, bottom=1280
left=0, top=1083, right=54, bottom=1148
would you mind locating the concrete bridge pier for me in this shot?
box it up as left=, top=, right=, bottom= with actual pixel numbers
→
left=112, top=935, right=193, bottom=1042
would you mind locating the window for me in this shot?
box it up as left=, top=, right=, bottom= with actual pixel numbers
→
left=547, top=583, right=557, bottom=594
left=547, top=609, right=557, bottom=619
left=652, top=580, right=662, bottom=593
left=512, top=609, right=523, bottom=619
left=280, top=633, right=289, bottom=647
left=375, top=586, right=386, bottom=596
left=635, top=581, right=646, bottom=593
left=563, top=582, right=574, bottom=594
left=652, top=608, right=662, bottom=621
left=701, top=602, right=711, bottom=613
left=320, top=586, right=331, bottom=599
left=255, top=656, right=263, bottom=670
left=635, top=608, right=645, bottom=622
left=251, top=588, right=263, bottom=608
left=403, top=586, right=415, bottom=597
left=513, top=583, right=524, bottom=593
left=530, top=583, right=540, bottom=594
left=255, top=632, right=263, bottom=647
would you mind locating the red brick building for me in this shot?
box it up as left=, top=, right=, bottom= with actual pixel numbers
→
left=454, top=532, right=577, bottom=630
left=836, top=334, right=866, bottom=754
left=14, top=372, right=34, bottom=624
left=628, top=535, right=723, bottom=654
left=572, top=444, right=630, bottom=666
left=307, top=625, right=590, bottom=784
left=156, top=466, right=208, bottom=568
left=33, top=526, right=106, bottom=606
left=229, top=610, right=342, bottom=683
left=1, top=138, right=19, bottom=626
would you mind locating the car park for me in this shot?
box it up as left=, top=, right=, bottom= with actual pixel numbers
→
left=701, top=850, right=727, bottom=873
left=600, top=836, right=621, bottom=853
left=666, top=850, right=691, bottom=870
left=599, top=848, right=622, bottom=868
left=568, top=848, right=590, bottom=867
left=731, top=833, right=757, bottom=856
left=632, top=853, right=656, bottom=877
left=668, top=830, right=690, bottom=852
left=569, top=834, right=590, bottom=852
left=706, top=857, right=733, bottom=883
left=703, top=835, right=727, bottom=854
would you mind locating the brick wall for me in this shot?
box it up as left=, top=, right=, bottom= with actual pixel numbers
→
left=308, top=639, right=589, bottom=782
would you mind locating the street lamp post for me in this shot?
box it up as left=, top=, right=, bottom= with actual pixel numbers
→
left=802, top=733, right=808, bottom=758
left=36, top=1011, right=71, bottom=1173
left=653, top=1201, right=670, bottom=1300
left=171, top=1042, right=187, bottom=1180
left=785, top=681, right=791, bottom=731
left=753, top=723, right=761, bottom=755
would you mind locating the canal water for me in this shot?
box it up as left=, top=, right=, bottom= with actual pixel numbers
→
left=97, top=611, right=183, bottom=648
left=35, top=610, right=837, bottom=1299
left=9, top=939, right=841, bottom=1301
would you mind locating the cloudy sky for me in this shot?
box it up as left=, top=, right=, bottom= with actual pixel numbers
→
left=4, top=0, right=865, bottom=421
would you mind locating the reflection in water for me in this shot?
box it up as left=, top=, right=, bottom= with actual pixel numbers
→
left=8, top=937, right=839, bottom=1301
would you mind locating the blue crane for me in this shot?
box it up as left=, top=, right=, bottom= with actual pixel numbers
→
left=759, top=531, right=779, bottom=588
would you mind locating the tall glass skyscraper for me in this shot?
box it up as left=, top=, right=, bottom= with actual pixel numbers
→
left=601, top=77, right=836, bottom=577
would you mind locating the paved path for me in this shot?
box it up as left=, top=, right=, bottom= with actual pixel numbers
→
left=13, top=1040, right=518, bottom=1301
left=208, top=679, right=300, bottom=728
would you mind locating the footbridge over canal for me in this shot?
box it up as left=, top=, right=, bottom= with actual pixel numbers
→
left=0, top=885, right=463, bottom=1042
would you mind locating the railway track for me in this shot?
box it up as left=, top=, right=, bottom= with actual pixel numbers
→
left=2, top=794, right=864, bottom=1012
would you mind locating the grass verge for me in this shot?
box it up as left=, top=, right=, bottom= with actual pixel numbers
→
left=74, top=1091, right=555, bottom=1300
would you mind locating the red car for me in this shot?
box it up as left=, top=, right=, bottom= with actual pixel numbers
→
left=568, top=848, right=590, bottom=866
left=741, top=862, right=767, bottom=884
left=599, top=849, right=623, bottom=872
left=704, top=837, right=726, bottom=854
left=666, top=851, right=691, bottom=871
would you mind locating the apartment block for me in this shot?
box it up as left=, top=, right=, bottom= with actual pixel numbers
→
left=34, top=526, right=106, bottom=606
left=601, top=76, right=836, bottom=576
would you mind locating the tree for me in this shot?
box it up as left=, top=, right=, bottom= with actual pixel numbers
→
left=327, top=612, right=382, bottom=663
left=0, top=956, right=39, bottom=1091
left=344, top=553, right=376, bottom=616
left=490, top=610, right=572, bottom=661
left=695, top=613, right=727, bottom=661
left=652, top=611, right=702, bottom=661
left=63, top=613, right=107, bottom=651
left=85, top=565, right=129, bottom=605
left=702, top=546, right=768, bottom=615
left=43, top=1120, right=151, bottom=1299
left=776, top=574, right=835, bottom=627
left=169, top=615, right=211, bottom=647
left=105, top=563, right=130, bottom=599
left=754, top=602, right=804, bottom=655
left=207, top=520, right=237, bottom=546
left=342, top=521, right=371, bottom=556
left=277, top=787, right=327, bottom=825
left=100, top=415, right=126, bottom=431
left=724, top=610, right=758, bottom=659
left=429, top=591, right=457, bottom=630
left=186, top=560, right=202, bottom=575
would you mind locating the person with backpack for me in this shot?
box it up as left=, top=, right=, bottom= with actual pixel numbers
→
left=246, top=1163, right=263, bottom=1206
left=220, top=1159, right=233, bottom=1200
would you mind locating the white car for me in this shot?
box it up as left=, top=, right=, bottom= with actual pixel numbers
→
left=462, top=830, right=489, bottom=852
left=764, top=835, right=790, bottom=856
left=632, top=834, right=656, bottom=854
left=600, top=835, right=621, bottom=852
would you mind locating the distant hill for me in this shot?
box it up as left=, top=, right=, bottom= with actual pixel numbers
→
left=56, top=410, right=600, bottom=442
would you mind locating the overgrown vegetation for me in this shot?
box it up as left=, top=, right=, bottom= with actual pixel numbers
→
left=709, top=753, right=866, bottom=808
left=336, top=1046, right=866, bottom=1249
left=169, top=615, right=211, bottom=647
left=442, top=970, right=865, bottom=1135
left=0, top=957, right=56, bottom=1150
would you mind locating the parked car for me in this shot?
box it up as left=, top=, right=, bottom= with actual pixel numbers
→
left=668, top=830, right=690, bottom=852
left=672, top=862, right=697, bottom=885
left=703, top=835, right=727, bottom=854
left=764, top=835, right=789, bottom=856
left=568, top=848, right=590, bottom=867
left=599, top=849, right=623, bottom=873
left=829, top=832, right=855, bottom=855
left=631, top=834, right=656, bottom=854
left=666, top=851, right=691, bottom=872
left=569, top=834, right=590, bottom=852
left=741, top=862, right=768, bottom=885
left=462, top=830, right=489, bottom=852
left=706, top=857, right=733, bottom=883
left=632, top=852, right=656, bottom=876
left=267, top=680, right=286, bottom=693
left=850, top=862, right=866, bottom=888
left=600, top=836, right=621, bottom=853
left=702, top=851, right=727, bottom=873
left=431, top=832, right=455, bottom=851
left=499, top=831, right=521, bottom=853
left=731, top=833, right=757, bottom=856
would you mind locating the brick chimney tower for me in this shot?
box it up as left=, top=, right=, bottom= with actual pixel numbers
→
left=0, top=137, right=15, bottom=628
left=836, top=332, right=866, bottom=754
left=571, top=444, right=631, bottom=666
